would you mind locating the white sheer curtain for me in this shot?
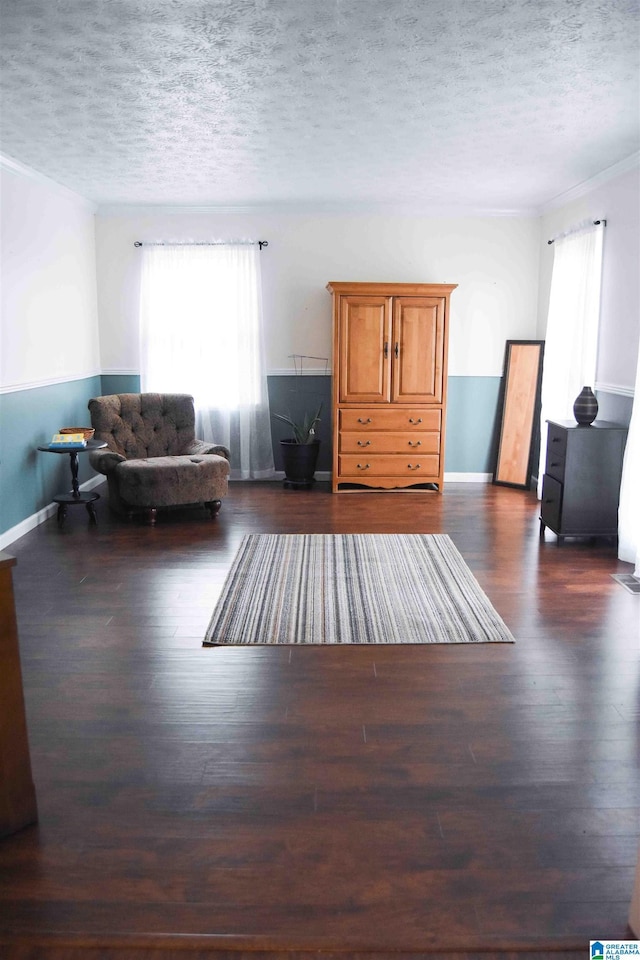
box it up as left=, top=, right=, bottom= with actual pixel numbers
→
left=537, top=221, right=604, bottom=495
left=618, top=345, right=640, bottom=575
left=139, top=243, right=275, bottom=480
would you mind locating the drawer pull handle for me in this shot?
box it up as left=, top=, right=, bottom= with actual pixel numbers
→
left=407, top=463, right=421, bottom=470
left=384, top=341, right=389, bottom=359
left=357, top=440, right=371, bottom=447
left=394, top=342, right=399, bottom=359
left=357, top=463, right=371, bottom=470
left=357, top=417, right=372, bottom=424
left=550, top=460, right=560, bottom=467
left=408, top=440, right=422, bottom=447
left=409, top=417, right=423, bottom=424
left=551, top=437, right=561, bottom=443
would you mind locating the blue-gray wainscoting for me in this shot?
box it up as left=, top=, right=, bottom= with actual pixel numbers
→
left=596, top=390, right=634, bottom=426
left=267, top=375, right=503, bottom=475
left=94, top=377, right=636, bottom=476
left=445, top=376, right=502, bottom=475
left=100, top=374, right=503, bottom=476
left=0, top=372, right=542, bottom=541
left=0, top=376, right=102, bottom=538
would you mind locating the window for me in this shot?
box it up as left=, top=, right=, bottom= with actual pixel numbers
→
left=139, top=243, right=274, bottom=479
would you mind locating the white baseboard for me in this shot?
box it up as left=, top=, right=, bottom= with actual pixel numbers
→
left=0, top=475, right=104, bottom=551
left=78, top=474, right=104, bottom=493
left=267, top=471, right=332, bottom=482
left=444, top=472, right=492, bottom=483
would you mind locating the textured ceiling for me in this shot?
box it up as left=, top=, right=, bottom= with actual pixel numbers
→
left=0, top=0, right=638, bottom=209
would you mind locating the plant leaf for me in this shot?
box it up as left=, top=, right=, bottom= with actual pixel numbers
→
left=271, top=402, right=322, bottom=444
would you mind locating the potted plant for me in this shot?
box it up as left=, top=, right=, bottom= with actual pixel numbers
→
left=272, top=403, right=322, bottom=488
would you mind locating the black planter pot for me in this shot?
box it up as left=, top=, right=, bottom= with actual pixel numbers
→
left=280, top=439, right=320, bottom=488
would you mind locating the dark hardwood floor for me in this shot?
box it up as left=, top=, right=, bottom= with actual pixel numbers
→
left=0, top=480, right=638, bottom=959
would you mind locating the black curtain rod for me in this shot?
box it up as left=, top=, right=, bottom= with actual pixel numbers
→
left=547, top=220, right=606, bottom=245
left=134, top=240, right=268, bottom=249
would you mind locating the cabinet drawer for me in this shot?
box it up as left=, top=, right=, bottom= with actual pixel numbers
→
left=339, top=431, right=440, bottom=455
left=340, top=408, right=441, bottom=432
left=546, top=423, right=567, bottom=460
left=339, top=455, right=440, bottom=478
left=545, top=449, right=566, bottom=481
left=540, top=473, right=563, bottom=531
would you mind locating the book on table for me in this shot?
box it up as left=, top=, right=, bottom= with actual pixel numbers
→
left=48, top=433, right=87, bottom=449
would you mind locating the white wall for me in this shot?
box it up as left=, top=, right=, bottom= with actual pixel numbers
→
left=95, top=207, right=541, bottom=377
left=538, top=164, right=640, bottom=394
left=0, top=160, right=100, bottom=389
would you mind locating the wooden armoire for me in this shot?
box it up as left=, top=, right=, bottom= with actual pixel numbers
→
left=327, top=282, right=457, bottom=493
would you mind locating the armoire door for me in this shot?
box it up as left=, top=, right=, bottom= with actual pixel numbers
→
left=391, top=297, right=445, bottom=403
left=339, top=296, right=391, bottom=403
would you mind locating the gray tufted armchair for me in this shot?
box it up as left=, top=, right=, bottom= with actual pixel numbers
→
left=87, top=393, right=231, bottom=525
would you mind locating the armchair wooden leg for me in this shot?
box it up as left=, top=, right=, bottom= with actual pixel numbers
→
left=206, top=500, right=222, bottom=518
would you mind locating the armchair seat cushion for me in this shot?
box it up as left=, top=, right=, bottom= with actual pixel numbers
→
left=115, top=454, right=230, bottom=508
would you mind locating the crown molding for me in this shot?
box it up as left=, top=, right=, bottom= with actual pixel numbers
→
left=4, top=153, right=636, bottom=221
left=0, top=153, right=98, bottom=212
left=96, top=201, right=540, bottom=218
left=541, top=152, right=640, bottom=214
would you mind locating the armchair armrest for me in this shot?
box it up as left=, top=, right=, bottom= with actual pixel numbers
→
left=186, top=440, right=231, bottom=461
left=89, top=448, right=126, bottom=475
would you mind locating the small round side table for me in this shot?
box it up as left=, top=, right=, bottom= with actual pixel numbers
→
left=37, top=439, right=107, bottom=527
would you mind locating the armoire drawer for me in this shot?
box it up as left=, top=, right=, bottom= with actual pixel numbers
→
left=339, top=454, right=440, bottom=478
left=340, top=408, right=441, bottom=432
left=339, top=431, right=440, bottom=455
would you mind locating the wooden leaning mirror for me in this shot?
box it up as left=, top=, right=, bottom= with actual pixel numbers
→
left=493, top=340, right=545, bottom=489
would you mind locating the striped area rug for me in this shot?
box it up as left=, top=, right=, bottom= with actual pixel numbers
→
left=203, top=533, right=514, bottom=646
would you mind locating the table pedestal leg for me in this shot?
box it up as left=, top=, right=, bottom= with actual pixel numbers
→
left=69, top=452, right=80, bottom=498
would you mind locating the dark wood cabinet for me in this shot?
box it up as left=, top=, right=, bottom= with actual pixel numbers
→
left=540, top=420, right=628, bottom=543
left=0, top=553, right=37, bottom=838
